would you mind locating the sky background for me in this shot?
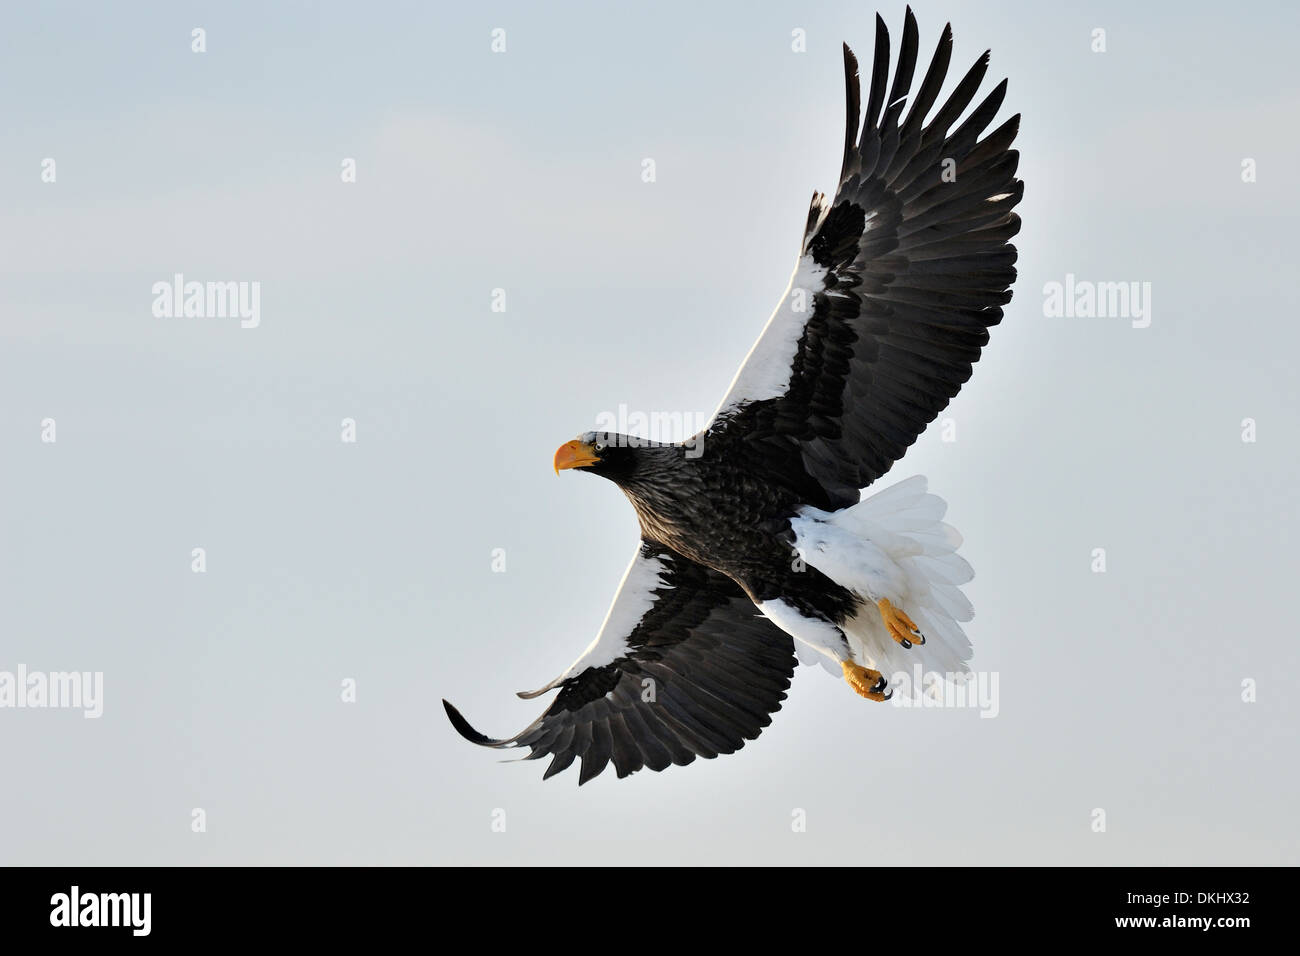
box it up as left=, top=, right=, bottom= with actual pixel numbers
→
left=1, top=0, right=1297, bottom=865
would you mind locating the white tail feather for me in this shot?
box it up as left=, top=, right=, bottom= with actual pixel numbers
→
left=789, top=475, right=974, bottom=679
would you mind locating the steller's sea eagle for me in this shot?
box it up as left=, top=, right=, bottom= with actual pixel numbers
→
left=444, top=7, right=1023, bottom=783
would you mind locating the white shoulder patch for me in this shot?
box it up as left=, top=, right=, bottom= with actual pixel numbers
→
left=710, top=254, right=829, bottom=420
left=561, top=549, right=668, bottom=677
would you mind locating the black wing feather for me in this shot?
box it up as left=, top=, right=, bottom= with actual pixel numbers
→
left=442, top=542, right=796, bottom=785
left=713, top=6, right=1022, bottom=509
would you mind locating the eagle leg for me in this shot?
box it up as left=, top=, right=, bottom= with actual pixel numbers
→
left=877, top=598, right=925, bottom=648
left=841, top=661, right=891, bottom=702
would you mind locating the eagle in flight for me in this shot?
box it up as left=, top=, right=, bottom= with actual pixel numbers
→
left=445, top=8, right=1022, bottom=783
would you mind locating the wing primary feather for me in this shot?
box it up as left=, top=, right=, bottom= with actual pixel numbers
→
left=900, top=22, right=952, bottom=139
left=839, top=44, right=862, bottom=183
left=862, top=15, right=891, bottom=136
left=883, top=6, right=920, bottom=128
left=578, top=720, right=613, bottom=785
left=924, top=51, right=991, bottom=144
left=543, top=749, right=576, bottom=781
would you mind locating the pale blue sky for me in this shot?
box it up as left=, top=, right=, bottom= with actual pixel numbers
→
left=2, top=0, right=1297, bottom=865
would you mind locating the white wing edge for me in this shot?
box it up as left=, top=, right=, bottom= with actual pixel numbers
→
left=707, top=253, right=830, bottom=427
left=517, top=546, right=669, bottom=698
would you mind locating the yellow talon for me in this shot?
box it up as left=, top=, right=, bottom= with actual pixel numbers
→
left=877, top=598, right=924, bottom=648
left=842, top=660, right=891, bottom=702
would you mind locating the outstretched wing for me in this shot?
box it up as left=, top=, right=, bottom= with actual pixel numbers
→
left=443, top=542, right=796, bottom=784
left=710, top=7, right=1023, bottom=510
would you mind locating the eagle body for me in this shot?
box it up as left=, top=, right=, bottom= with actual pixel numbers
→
left=445, top=7, right=1023, bottom=783
left=593, top=437, right=850, bottom=613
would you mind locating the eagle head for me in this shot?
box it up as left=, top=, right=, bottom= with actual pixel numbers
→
left=553, top=431, right=644, bottom=483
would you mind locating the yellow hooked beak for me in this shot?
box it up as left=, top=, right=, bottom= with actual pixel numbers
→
left=553, top=439, right=600, bottom=475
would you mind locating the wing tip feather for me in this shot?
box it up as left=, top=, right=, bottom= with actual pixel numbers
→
left=443, top=698, right=514, bottom=748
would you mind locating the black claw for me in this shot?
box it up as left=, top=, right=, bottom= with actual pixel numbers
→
left=900, top=638, right=912, bottom=649
left=882, top=689, right=893, bottom=701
